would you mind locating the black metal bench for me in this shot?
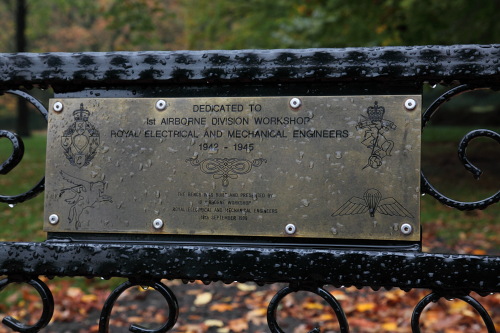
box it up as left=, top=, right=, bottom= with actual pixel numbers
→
left=0, top=44, right=499, bottom=333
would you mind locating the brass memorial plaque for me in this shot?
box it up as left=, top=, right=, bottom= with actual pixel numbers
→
left=44, top=96, right=421, bottom=241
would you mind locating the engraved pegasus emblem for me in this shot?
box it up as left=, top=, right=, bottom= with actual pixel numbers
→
left=59, top=171, right=112, bottom=229
left=332, top=188, right=413, bottom=218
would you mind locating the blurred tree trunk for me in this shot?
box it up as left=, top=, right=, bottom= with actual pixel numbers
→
left=16, top=0, right=30, bottom=137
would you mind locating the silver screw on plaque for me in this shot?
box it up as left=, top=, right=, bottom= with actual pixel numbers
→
left=404, top=98, right=417, bottom=111
left=53, top=102, right=63, bottom=112
left=400, top=223, right=413, bottom=235
left=289, top=98, right=302, bottom=109
left=285, top=223, right=296, bottom=235
left=49, top=214, right=59, bottom=225
left=153, top=218, right=164, bottom=230
left=155, top=99, right=167, bottom=111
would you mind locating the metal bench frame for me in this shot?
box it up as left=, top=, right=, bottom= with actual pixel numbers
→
left=0, top=44, right=499, bottom=332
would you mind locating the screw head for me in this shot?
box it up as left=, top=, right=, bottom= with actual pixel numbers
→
left=285, top=223, right=296, bottom=235
left=49, top=214, right=59, bottom=225
left=53, top=102, right=63, bottom=112
left=155, top=99, right=167, bottom=111
left=289, top=98, right=302, bottom=109
left=400, top=223, right=413, bottom=235
left=404, top=98, right=417, bottom=111
left=153, top=218, right=163, bottom=230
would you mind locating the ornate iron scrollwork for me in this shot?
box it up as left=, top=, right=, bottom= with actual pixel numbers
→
left=411, top=292, right=496, bottom=333
left=0, top=276, right=54, bottom=333
left=0, top=90, right=48, bottom=205
left=267, top=284, right=349, bottom=333
left=421, top=84, right=500, bottom=210
left=99, top=279, right=178, bottom=333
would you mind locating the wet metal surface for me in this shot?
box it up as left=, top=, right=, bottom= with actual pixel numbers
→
left=0, top=241, right=498, bottom=294
left=44, top=95, right=421, bottom=241
left=1, top=45, right=499, bottom=90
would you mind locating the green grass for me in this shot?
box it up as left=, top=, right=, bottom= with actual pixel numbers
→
left=421, top=194, right=499, bottom=250
left=422, top=126, right=500, bottom=143
left=421, top=126, right=499, bottom=251
left=0, top=133, right=46, bottom=241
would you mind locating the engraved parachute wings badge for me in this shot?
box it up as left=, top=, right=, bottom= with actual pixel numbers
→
left=61, top=103, right=100, bottom=168
left=331, top=196, right=369, bottom=216
left=332, top=189, right=413, bottom=218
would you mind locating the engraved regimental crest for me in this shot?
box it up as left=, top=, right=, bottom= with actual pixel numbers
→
left=61, top=104, right=100, bottom=167
left=356, top=101, right=396, bottom=169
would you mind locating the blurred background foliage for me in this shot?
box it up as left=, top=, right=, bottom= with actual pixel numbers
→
left=1, top=0, right=500, bottom=53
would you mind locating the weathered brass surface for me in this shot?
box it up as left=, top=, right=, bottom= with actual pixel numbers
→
left=44, top=96, right=421, bottom=241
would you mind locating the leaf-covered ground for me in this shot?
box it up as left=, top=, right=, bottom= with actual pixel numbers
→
left=44, top=281, right=498, bottom=333
left=0, top=278, right=497, bottom=333
left=0, top=226, right=498, bottom=333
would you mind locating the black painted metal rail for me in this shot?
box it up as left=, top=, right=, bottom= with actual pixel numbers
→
left=1, top=45, right=499, bottom=88
left=0, top=242, right=498, bottom=293
left=0, top=44, right=499, bottom=332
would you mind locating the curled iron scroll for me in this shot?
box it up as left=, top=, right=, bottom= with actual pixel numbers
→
left=0, top=90, right=48, bottom=205
left=0, top=277, right=54, bottom=333
left=267, top=284, right=349, bottom=333
left=99, top=279, right=178, bottom=333
left=421, top=84, right=500, bottom=210
left=411, top=292, right=496, bottom=333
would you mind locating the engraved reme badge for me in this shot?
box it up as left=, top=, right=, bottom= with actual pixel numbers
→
left=61, top=103, right=100, bottom=168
